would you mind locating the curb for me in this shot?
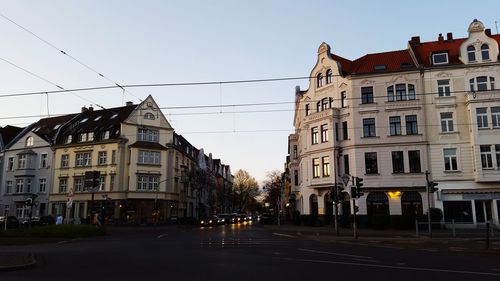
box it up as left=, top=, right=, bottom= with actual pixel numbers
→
left=0, top=253, right=37, bottom=272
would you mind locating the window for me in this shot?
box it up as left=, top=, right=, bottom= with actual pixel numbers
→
left=79, top=133, right=87, bottom=142
left=312, top=158, right=321, bottom=178
left=496, top=145, right=500, bottom=168
left=94, top=116, right=102, bottom=121
left=311, top=127, right=319, bottom=145
left=408, top=151, right=421, bottom=173
left=144, top=112, right=155, bottom=120
left=470, top=76, right=495, bottom=91
left=321, top=98, right=329, bottom=111
left=74, top=177, right=84, bottom=192
left=15, top=179, right=23, bottom=193
left=316, top=101, right=321, bottom=112
left=305, top=104, right=310, bottom=116
left=61, top=154, right=69, bottom=168
left=25, top=136, right=34, bottom=147
left=492, top=107, right=500, bottom=128
left=25, top=179, right=31, bottom=193
left=110, top=175, right=115, bottom=191
left=476, top=108, right=488, bottom=128
left=322, top=156, right=330, bottom=177
left=320, top=124, right=328, bottom=143
left=39, top=178, right=46, bottom=193
left=111, top=150, right=116, bottom=164
left=387, top=84, right=416, bottom=101
left=7, top=157, right=14, bottom=171
left=341, top=91, right=347, bottom=108
left=88, top=132, right=94, bottom=141
left=361, top=87, right=374, bottom=104
left=363, top=118, right=376, bottom=137
left=138, top=150, right=161, bottom=165
left=6, top=181, right=13, bottom=194
left=406, top=115, right=418, bottom=135
left=75, top=152, right=92, bottom=167
left=317, top=73, right=323, bottom=88
left=480, top=145, right=493, bottom=168
left=342, top=121, right=348, bottom=140
left=440, top=112, right=454, bottom=132
left=65, top=135, right=72, bottom=144
left=137, top=128, right=159, bottom=142
left=437, top=79, right=451, bottom=97
left=101, top=131, right=110, bottom=140
left=294, top=170, right=298, bottom=186
left=18, top=155, right=27, bottom=169
left=137, top=175, right=159, bottom=191
left=481, top=44, right=490, bottom=60
left=40, top=153, right=48, bottom=168
left=98, top=151, right=107, bottom=165
left=432, top=53, right=449, bottom=65
left=326, top=69, right=332, bottom=84
left=98, top=176, right=106, bottom=191
left=467, top=45, right=476, bottom=62
left=59, top=178, right=68, bottom=193
left=343, top=154, right=350, bottom=175
left=392, top=151, right=404, bottom=173
left=444, top=148, right=458, bottom=171
left=293, top=145, right=298, bottom=159
left=389, top=116, right=401, bottom=136
left=365, top=152, right=378, bottom=174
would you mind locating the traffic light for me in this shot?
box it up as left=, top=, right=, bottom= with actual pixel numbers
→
left=355, top=177, right=364, bottom=197
left=25, top=198, right=33, bottom=207
left=350, top=186, right=357, bottom=198
left=353, top=205, right=359, bottom=213
left=428, top=181, right=439, bottom=193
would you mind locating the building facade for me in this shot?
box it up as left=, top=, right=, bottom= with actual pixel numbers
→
left=290, top=19, right=500, bottom=228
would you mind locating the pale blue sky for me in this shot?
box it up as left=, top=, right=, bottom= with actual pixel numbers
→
left=1, top=1, right=499, bottom=182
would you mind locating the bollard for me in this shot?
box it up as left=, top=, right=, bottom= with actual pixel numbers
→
left=452, top=219, right=456, bottom=238
left=415, top=219, right=419, bottom=238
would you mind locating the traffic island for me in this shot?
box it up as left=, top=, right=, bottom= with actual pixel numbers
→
left=0, top=252, right=36, bottom=271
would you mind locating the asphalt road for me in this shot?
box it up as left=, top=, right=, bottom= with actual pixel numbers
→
left=1, top=222, right=500, bottom=281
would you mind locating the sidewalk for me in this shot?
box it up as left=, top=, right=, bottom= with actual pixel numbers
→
left=0, top=252, right=36, bottom=271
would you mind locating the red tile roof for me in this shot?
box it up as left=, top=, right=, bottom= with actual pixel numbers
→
left=350, top=50, right=416, bottom=74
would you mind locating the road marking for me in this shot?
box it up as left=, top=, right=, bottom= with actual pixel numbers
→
left=273, top=232, right=297, bottom=238
left=448, top=247, right=466, bottom=251
left=57, top=241, right=68, bottom=244
left=277, top=257, right=500, bottom=277
left=157, top=234, right=168, bottom=239
left=298, top=248, right=373, bottom=259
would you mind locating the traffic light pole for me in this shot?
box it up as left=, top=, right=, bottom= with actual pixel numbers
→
left=352, top=198, right=357, bottom=239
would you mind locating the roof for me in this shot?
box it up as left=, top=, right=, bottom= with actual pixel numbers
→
left=129, top=141, right=168, bottom=150
left=349, top=50, right=417, bottom=74
left=0, top=125, right=24, bottom=149
left=30, top=114, right=78, bottom=143
left=55, top=104, right=137, bottom=145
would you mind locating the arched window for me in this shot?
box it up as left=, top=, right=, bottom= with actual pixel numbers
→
left=144, top=112, right=155, bottom=120
left=467, top=45, right=476, bottom=62
left=317, top=73, right=323, bottom=88
left=401, top=191, right=423, bottom=216
left=25, top=136, right=34, bottom=147
left=309, top=194, right=318, bottom=217
left=325, top=69, right=333, bottom=84
left=481, top=44, right=490, bottom=60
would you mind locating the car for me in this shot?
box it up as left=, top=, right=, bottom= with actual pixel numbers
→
left=0, top=216, right=20, bottom=229
left=200, top=215, right=218, bottom=227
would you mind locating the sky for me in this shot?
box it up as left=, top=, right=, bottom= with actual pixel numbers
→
left=1, top=0, right=500, bottom=183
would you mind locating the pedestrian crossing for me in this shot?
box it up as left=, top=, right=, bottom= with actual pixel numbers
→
left=199, top=237, right=290, bottom=248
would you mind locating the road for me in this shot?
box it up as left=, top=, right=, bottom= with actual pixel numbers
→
left=2, top=222, right=500, bottom=281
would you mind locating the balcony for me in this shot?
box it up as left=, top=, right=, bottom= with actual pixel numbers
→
left=305, top=109, right=335, bottom=123
left=465, top=89, right=500, bottom=104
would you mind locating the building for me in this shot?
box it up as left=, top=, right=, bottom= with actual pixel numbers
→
left=0, top=125, right=25, bottom=216
left=290, top=19, right=500, bottom=228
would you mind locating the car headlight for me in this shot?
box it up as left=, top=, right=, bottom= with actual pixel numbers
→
left=222, top=219, right=225, bottom=222
left=201, top=220, right=205, bottom=224
left=209, top=220, right=212, bottom=223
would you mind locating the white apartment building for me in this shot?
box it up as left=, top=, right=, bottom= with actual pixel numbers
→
left=291, top=19, right=500, bottom=228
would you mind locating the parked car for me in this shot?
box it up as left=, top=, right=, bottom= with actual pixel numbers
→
left=0, top=216, right=20, bottom=229
left=200, top=215, right=218, bottom=226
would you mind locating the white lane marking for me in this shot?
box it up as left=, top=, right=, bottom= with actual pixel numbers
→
left=298, top=248, right=373, bottom=259
left=57, top=240, right=68, bottom=244
left=157, top=234, right=168, bottom=239
left=273, top=232, right=297, bottom=238
left=277, top=257, right=500, bottom=277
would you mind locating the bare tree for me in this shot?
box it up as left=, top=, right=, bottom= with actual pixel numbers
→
left=262, top=170, right=283, bottom=208
left=232, top=169, right=260, bottom=212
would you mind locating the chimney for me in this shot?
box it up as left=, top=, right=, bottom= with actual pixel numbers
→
left=446, top=32, right=453, bottom=41
left=438, top=33, right=444, bottom=42
left=126, top=101, right=133, bottom=106
left=81, top=106, right=88, bottom=113
left=410, top=36, right=420, bottom=44
left=485, top=28, right=492, bottom=36
left=88, top=106, right=94, bottom=112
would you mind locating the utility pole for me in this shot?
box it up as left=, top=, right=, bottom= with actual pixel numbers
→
left=425, top=170, right=432, bottom=238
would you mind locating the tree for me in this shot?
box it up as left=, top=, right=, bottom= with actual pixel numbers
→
left=232, top=169, right=260, bottom=212
left=262, top=170, right=283, bottom=210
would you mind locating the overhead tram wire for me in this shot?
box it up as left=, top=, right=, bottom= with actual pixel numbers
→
left=0, top=56, right=106, bottom=110
left=0, top=12, right=142, bottom=103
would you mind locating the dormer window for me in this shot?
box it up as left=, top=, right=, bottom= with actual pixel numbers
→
left=432, top=53, right=449, bottom=65
left=110, top=113, right=118, bottom=119
left=144, top=112, right=155, bottom=120
left=25, top=136, right=34, bottom=147
left=80, top=118, right=89, bottom=123
left=374, top=65, right=386, bottom=71
left=316, top=73, right=323, bottom=88
left=325, top=69, right=332, bottom=84
left=65, top=135, right=72, bottom=144
left=481, top=44, right=490, bottom=60
left=467, top=45, right=476, bottom=62
left=94, top=116, right=102, bottom=121
left=101, top=130, right=110, bottom=140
